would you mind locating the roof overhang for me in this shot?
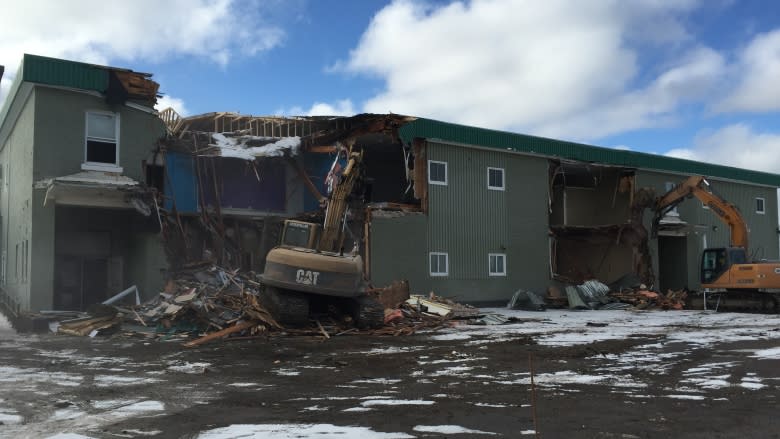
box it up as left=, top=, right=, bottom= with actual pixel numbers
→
left=34, top=171, right=151, bottom=215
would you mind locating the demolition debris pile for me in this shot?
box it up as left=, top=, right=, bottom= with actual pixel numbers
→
left=50, top=266, right=469, bottom=344
left=509, top=278, right=687, bottom=312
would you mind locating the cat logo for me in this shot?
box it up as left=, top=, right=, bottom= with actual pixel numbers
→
left=295, top=269, right=320, bottom=286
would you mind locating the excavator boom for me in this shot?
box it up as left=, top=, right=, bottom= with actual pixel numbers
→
left=655, top=176, right=749, bottom=250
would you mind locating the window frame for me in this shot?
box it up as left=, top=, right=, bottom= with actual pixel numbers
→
left=756, top=197, right=766, bottom=215
left=488, top=253, right=506, bottom=277
left=487, top=167, right=505, bottom=191
left=428, top=160, right=448, bottom=186
left=83, top=110, right=122, bottom=172
left=429, top=252, right=449, bottom=277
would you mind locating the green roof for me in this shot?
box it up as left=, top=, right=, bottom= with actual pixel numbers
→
left=399, top=117, right=780, bottom=187
left=21, top=54, right=109, bottom=92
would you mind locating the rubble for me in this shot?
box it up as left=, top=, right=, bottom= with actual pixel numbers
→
left=44, top=266, right=482, bottom=343
left=530, top=278, right=688, bottom=311
left=406, top=293, right=480, bottom=319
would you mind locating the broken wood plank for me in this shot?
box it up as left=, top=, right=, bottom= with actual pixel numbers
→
left=183, top=320, right=257, bottom=347
left=316, top=320, right=330, bottom=339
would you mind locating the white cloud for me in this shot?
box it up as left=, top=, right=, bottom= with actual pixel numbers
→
left=279, top=99, right=355, bottom=117
left=155, top=95, right=189, bottom=117
left=0, top=0, right=285, bottom=106
left=665, top=123, right=780, bottom=174
left=716, top=29, right=780, bottom=113
left=337, top=0, right=713, bottom=140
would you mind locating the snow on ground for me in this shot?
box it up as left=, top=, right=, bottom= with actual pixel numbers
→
left=197, top=423, right=414, bottom=439
left=365, top=309, right=780, bottom=403
left=426, top=309, right=780, bottom=348
left=166, top=361, right=211, bottom=374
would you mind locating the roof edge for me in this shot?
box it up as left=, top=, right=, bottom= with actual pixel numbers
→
left=400, top=117, right=780, bottom=187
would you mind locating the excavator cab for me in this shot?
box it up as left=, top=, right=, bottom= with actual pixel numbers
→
left=280, top=220, right=321, bottom=250
left=701, top=247, right=748, bottom=284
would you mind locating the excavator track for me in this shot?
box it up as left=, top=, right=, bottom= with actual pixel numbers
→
left=259, top=286, right=311, bottom=326
left=687, top=290, right=780, bottom=313
left=354, top=295, right=385, bottom=329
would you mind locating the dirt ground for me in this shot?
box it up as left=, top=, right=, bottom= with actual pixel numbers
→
left=1, top=309, right=779, bottom=439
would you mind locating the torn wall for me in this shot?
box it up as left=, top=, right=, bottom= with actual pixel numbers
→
left=152, top=111, right=420, bottom=275
left=548, top=161, right=654, bottom=286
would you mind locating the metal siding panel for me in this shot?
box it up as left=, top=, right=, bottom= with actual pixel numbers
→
left=22, top=55, right=108, bottom=92
left=423, top=141, right=550, bottom=302
left=369, top=214, right=428, bottom=290
left=428, top=142, right=508, bottom=281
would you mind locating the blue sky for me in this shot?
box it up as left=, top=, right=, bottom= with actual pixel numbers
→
left=1, top=0, right=779, bottom=176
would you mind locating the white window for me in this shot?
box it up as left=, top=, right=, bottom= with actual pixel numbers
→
left=487, top=167, right=504, bottom=190
left=756, top=197, right=766, bottom=214
left=489, top=253, right=506, bottom=276
left=428, top=160, right=447, bottom=185
left=84, top=111, right=121, bottom=171
left=429, top=252, right=449, bottom=276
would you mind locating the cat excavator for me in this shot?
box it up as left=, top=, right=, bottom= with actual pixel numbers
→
left=655, top=176, right=780, bottom=311
left=259, top=147, right=385, bottom=327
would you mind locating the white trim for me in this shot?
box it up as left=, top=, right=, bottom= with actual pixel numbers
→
left=85, top=110, right=120, bottom=167
left=428, top=160, right=448, bottom=186
left=81, top=163, right=124, bottom=173
left=125, top=101, right=157, bottom=114
left=487, top=167, right=505, bottom=191
left=488, top=253, right=506, bottom=276
left=429, top=252, right=449, bottom=276
left=756, top=197, right=766, bottom=214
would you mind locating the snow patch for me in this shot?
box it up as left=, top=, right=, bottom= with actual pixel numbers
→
left=196, top=423, right=414, bottom=438
left=167, top=362, right=211, bottom=374
left=351, top=378, right=402, bottom=385
left=413, top=425, right=497, bottom=435
left=751, top=347, right=780, bottom=359
left=361, top=399, right=435, bottom=407
left=93, top=375, right=161, bottom=387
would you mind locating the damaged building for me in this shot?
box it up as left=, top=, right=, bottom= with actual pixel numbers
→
left=152, top=110, right=780, bottom=306
left=1, top=54, right=779, bottom=315
left=0, top=55, right=167, bottom=314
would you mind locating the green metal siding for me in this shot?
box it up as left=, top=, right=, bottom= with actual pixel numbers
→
left=422, top=141, right=550, bottom=302
left=399, top=118, right=780, bottom=187
left=369, top=213, right=428, bottom=290
left=22, top=54, right=108, bottom=94
left=428, top=142, right=509, bottom=280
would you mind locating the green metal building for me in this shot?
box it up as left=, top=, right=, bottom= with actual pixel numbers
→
left=368, top=118, right=780, bottom=303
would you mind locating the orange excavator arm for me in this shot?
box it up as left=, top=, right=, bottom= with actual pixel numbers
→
left=655, top=176, right=749, bottom=250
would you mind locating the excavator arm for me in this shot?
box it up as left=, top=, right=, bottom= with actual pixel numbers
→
left=655, top=176, right=749, bottom=250
left=318, top=148, right=363, bottom=253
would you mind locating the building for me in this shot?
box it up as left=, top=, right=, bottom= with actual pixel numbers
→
left=1, top=54, right=778, bottom=315
left=0, top=55, right=167, bottom=315
left=158, top=112, right=780, bottom=305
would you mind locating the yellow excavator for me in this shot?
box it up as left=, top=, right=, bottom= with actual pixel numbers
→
left=655, top=176, right=780, bottom=311
left=260, top=148, right=385, bottom=327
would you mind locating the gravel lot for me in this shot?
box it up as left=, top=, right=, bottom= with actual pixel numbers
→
left=1, top=309, right=779, bottom=438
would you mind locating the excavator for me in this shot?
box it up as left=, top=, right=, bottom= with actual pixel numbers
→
left=655, top=176, right=780, bottom=312
left=259, top=147, right=386, bottom=327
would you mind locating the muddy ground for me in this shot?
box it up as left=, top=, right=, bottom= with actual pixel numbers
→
left=1, top=309, right=779, bottom=438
